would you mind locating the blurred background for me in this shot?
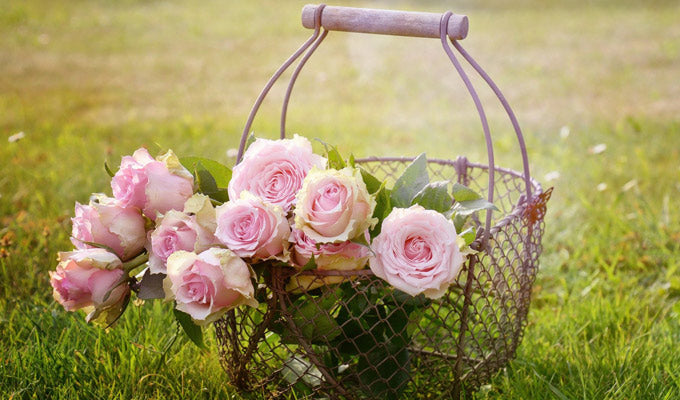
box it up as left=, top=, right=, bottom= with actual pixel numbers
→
left=1, top=0, right=679, bottom=398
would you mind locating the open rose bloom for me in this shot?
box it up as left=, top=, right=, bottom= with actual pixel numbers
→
left=163, top=248, right=258, bottom=325
left=215, top=191, right=290, bottom=260
left=369, top=205, right=465, bottom=299
left=294, top=167, right=377, bottom=243
left=229, top=135, right=326, bottom=211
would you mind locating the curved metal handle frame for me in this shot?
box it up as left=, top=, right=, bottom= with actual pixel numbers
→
left=236, top=4, right=534, bottom=246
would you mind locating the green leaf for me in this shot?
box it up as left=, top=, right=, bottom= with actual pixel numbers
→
left=206, top=188, right=229, bottom=203
left=411, top=181, right=453, bottom=212
left=453, top=214, right=467, bottom=233
left=348, top=153, right=356, bottom=168
left=195, top=162, right=218, bottom=193
left=299, top=255, right=317, bottom=272
left=391, top=153, right=429, bottom=208
left=370, top=184, right=392, bottom=238
left=459, top=226, right=477, bottom=246
left=454, top=198, right=499, bottom=216
left=451, top=182, right=498, bottom=217
left=180, top=157, right=232, bottom=188
left=291, top=291, right=342, bottom=343
left=389, top=290, right=431, bottom=310
left=194, top=162, right=230, bottom=203
left=359, top=167, right=383, bottom=194
left=316, top=139, right=346, bottom=170
left=350, top=232, right=370, bottom=248
left=357, top=341, right=411, bottom=399
left=104, top=161, right=116, bottom=178
left=173, top=308, right=204, bottom=349
left=451, top=182, right=482, bottom=202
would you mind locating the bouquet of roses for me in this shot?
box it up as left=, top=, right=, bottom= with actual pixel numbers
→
left=49, top=134, right=495, bottom=351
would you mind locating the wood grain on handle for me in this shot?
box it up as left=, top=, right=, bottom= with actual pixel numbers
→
left=301, top=5, right=468, bottom=40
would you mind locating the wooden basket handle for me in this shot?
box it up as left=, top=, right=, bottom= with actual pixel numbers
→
left=301, top=4, right=468, bottom=40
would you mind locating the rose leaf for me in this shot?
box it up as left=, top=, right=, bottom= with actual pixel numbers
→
left=390, top=153, right=429, bottom=208
left=359, top=167, right=383, bottom=194
left=411, top=180, right=453, bottom=213
left=315, top=139, right=346, bottom=170
left=173, top=308, right=205, bottom=349
left=180, top=156, right=232, bottom=188
left=451, top=182, right=482, bottom=202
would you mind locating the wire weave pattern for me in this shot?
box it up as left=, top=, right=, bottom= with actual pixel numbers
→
left=215, top=159, right=549, bottom=399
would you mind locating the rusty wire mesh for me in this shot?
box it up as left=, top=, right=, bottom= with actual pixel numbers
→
left=215, top=157, right=550, bottom=399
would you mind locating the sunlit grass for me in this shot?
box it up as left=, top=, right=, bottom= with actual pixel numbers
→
left=1, top=0, right=679, bottom=398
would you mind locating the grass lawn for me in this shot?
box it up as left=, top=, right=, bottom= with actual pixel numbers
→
left=1, top=0, right=679, bottom=398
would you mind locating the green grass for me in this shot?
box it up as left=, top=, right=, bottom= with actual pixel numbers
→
left=1, top=0, right=680, bottom=398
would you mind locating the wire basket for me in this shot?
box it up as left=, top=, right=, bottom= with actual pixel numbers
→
left=216, top=5, right=551, bottom=399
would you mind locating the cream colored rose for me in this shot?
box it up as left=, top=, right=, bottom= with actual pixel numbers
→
left=163, top=248, right=258, bottom=325
left=294, top=167, right=376, bottom=243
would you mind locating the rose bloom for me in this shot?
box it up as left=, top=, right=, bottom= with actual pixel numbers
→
left=286, top=228, right=369, bottom=293
left=71, top=194, right=146, bottom=261
left=146, top=202, right=218, bottom=274
left=111, top=148, right=194, bottom=220
left=215, top=192, right=290, bottom=260
left=49, top=248, right=130, bottom=324
left=228, top=135, right=326, bottom=211
left=163, top=248, right=257, bottom=325
left=294, top=167, right=376, bottom=243
left=369, top=205, right=464, bottom=299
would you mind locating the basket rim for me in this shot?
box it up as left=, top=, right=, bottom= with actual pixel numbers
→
left=287, top=155, right=547, bottom=278
left=356, top=155, right=545, bottom=233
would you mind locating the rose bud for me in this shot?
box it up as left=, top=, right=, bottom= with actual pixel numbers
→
left=111, top=148, right=194, bottom=220
left=49, top=248, right=130, bottom=325
left=71, top=194, right=146, bottom=261
left=369, top=205, right=465, bottom=299
left=228, top=135, right=326, bottom=212
left=294, top=167, right=376, bottom=243
left=215, top=191, right=290, bottom=260
left=285, top=228, right=369, bottom=293
left=163, top=248, right=258, bottom=325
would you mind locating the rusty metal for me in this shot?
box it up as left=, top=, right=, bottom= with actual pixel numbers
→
left=219, top=4, right=550, bottom=399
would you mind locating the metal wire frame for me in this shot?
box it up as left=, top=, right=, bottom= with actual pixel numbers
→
left=219, top=4, right=551, bottom=399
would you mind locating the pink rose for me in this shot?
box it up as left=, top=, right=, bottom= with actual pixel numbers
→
left=215, top=192, right=290, bottom=260
left=163, top=248, right=257, bottom=325
left=111, top=148, right=194, bottom=220
left=369, top=205, right=464, bottom=299
left=147, top=208, right=217, bottom=275
left=290, top=228, right=368, bottom=269
left=286, top=228, right=369, bottom=293
left=294, top=167, right=376, bottom=243
left=49, top=249, right=130, bottom=324
left=228, top=135, right=326, bottom=211
left=71, top=194, right=146, bottom=261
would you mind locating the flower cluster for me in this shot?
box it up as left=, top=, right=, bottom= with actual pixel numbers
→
left=51, top=134, right=489, bottom=342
